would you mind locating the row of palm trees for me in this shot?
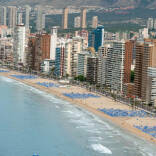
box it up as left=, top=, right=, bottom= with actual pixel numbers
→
left=71, top=79, right=156, bottom=116
left=1, top=60, right=156, bottom=116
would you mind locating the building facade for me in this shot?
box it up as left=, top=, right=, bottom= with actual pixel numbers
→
left=77, top=51, right=90, bottom=77
left=86, top=56, right=98, bottom=84
left=97, top=44, right=112, bottom=86
left=124, top=40, right=133, bottom=83
left=62, top=8, right=68, bottom=29
left=134, top=42, right=144, bottom=98
left=81, top=8, right=87, bottom=29
left=74, top=16, right=81, bottom=28
left=8, top=6, right=17, bottom=29
left=0, top=6, right=7, bottom=25
left=25, top=5, right=30, bottom=29
left=106, top=41, right=125, bottom=92
left=92, top=16, right=98, bottom=29
left=14, top=25, right=26, bottom=64
left=50, top=27, right=57, bottom=60
left=88, top=26, right=104, bottom=52
left=36, top=6, right=45, bottom=31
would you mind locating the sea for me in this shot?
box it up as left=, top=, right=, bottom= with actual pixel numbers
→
left=0, top=76, right=156, bottom=156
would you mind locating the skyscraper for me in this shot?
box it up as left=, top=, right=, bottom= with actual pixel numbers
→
left=134, top=42, right=144, bottom=98
left=139, top=28, right=149, bottom=39
left=92, top=16, right=98, bottom=28
left=106, top=41, right=125, bottom=92
left=62, top=7, right=68, bottom=29
left=40, top=33, right=51, bottom=60
left=54, top=39, right=66, bottom=77
left=97, top=44, right=112, bottom=85
left=50, top=27, right=57, bottom=60
left=0, top=6, right=7, bottom=25
left=42, top=14, right=45, bottom=30
left=64, top=37, right=83, bottom=77
left=147, top=18, right=153, bottom=29
left=14, top=25, right=26, bottom=64
left=88, top=26, right=104, bottom=52
left=79, top=30, right=88, bottom=49
left=77, top=51, right=91, bottom=77
left=124, top=40, right=133, bottom=84
left=8, top=6, right=17, bottom=28
left=74, top=16, right=80, bottom=28
left=25, top=5, right=30, bottom=29
left=17, top=13, right=23, bottom=25
left=36, top=6, right=44, bottom=31
left=134, top=39, right=156, bottom=104
left=154, top=18, right=156, bottom=30
left=64, top=40, right=72, bottom=76
left=86, top=56, right=98, bottom=84
left=81, top=8, right=87, bottom=29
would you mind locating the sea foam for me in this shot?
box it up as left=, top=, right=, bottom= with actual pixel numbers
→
left=91, top=144, right=112, bottom=154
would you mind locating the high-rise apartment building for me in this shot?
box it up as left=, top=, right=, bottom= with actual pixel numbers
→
left=27, top=33, right=51, bottom=70
left=153, top=19, right=156, bottom=30
left=62, top=8, right=68, bottom=29
left=8, top=6, right=17, bottom=28
left=141, top=40, right=156, bottom=100
left=36, top=6, right=44, bottom=31
left=97, top=44, right=112, bottom=85
left=147, top=18, right=153, bottom=29
left=86, top=56, right=98, bottom=84
left=124, top=40, right=133, bottom=83
left=92, top=16, right=98, bottom=28
left=33, top=34, right=43, bottom=71
left=64, top=40, right=72, bottom=76
left=106, top=41, right=125, bottom=92
left=17, top=13, right=23, bottom=25
left=77, top=51, right=91, bottom=77
left=25, top=5, right=30, bottom=29
left=14, top=25, right=26, bottom=64
left=81, top=8, right=87, bottom=29
left=88, top=26, right=104, bottom=52
left=54, top=39, right=66, bottom=77
left=134, top=42, right=144, bottom=98
left=74, top=16, right=80, bottom=28
left=26, top=36, right=36, bottom=69
left=50, top=26, right=57, bottom=60
left=42, top=14, right=45, bottom=30
left=70, top=37, right=83, bottom=77
left=139, top=28, right=149, bottom=39
left=79, top=29, right=88, bottom=49
left=40, top=33, right=51, bottom=60
left=0, top=6, right=7, bottom=25
left=134, top=39, right=156, bottom=104
left=64, top=37, right=83, bottom=77
left=146, top=67, right=156, bottom=105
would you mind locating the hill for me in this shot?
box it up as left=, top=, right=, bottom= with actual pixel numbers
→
left=0, top=0, right=156, bottom=8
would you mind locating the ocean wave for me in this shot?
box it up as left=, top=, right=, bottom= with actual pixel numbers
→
left=91, top=144, right=112, bottom=154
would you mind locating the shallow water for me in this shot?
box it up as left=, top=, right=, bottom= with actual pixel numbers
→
left=0, top=76, right=156, bottom=156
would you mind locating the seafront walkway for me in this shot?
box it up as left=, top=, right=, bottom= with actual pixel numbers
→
left=0, top=65, right=156, bottom=143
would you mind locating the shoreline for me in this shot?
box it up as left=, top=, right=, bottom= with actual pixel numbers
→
left=1, top=69, right=156, bottom=145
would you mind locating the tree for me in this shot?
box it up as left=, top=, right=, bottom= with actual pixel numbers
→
left=75, top=75, right=86, bottom=82
left=131, top=70, right=134, bottom=83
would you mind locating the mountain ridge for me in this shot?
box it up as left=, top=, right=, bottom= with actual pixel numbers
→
left=0, top=0, right=156, bottom=8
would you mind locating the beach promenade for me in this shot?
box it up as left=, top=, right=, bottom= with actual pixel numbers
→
left=0, top=69, right=156, bottom=144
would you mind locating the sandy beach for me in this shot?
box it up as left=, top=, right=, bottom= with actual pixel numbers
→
left=1, top=69, right=156, bottom=144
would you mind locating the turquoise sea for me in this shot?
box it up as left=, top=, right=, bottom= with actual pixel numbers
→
left=0, top=76, right=156, bottom=156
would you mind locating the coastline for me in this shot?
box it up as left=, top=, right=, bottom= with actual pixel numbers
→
left=1, top=69, right=156, bottom=145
